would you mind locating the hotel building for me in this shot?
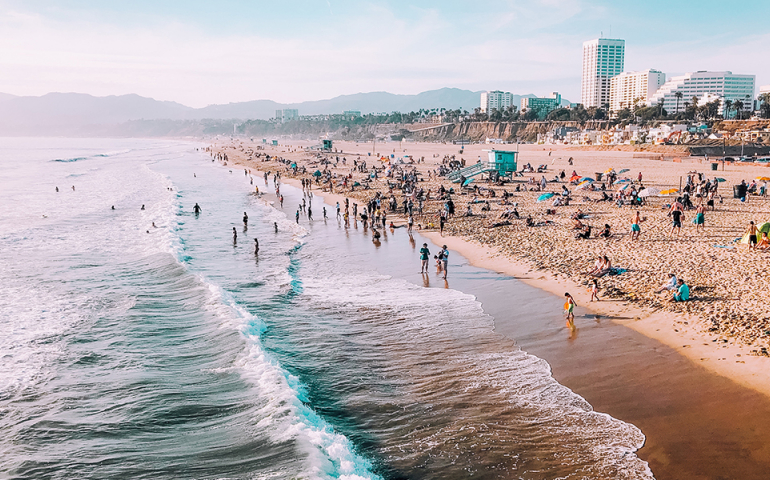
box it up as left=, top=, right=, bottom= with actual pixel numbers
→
left=648, top=71, right=756, bottom=117
left=480, top=91, right=515, bottom=114
left=581, top=38, right=625, bottom=109
left=609, top=69, right=666, bottom=113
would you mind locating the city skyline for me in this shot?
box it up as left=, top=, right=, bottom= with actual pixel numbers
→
left=0, top=1, right=769, bottom=107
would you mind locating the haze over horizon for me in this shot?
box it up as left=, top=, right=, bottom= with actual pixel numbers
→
left=1, top=0, right=769, bottom=108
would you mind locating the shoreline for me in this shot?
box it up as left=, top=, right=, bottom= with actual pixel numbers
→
left=218, top=149, right=770, bottom=478
left=222, top=141, right=770, bottom=400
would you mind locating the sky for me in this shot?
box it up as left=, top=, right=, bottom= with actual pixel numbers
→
left=0, top=0, right=768, bottom=107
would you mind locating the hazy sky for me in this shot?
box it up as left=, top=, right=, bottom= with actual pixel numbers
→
left=1, top=0, right=768, bottom=107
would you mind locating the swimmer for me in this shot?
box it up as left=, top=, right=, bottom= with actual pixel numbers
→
left=72, top=186, right=75, bottom=191
left=243, top=212, right=249, bottom=226
left=194, top=173, right=196, bottom=177
left=152, top=222, right=157, bottom=228
left=55, top=187, right=59, bottom=192
left=111, top=205, right=115, bottom=210
left=141, top=204, right=145, bottom=210
left=193, top=203, right=202, bottom=215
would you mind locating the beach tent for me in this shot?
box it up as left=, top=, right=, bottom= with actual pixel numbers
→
left=537, top=193, right=555, bottom=202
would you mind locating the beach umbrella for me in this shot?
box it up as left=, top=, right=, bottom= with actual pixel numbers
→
left=463, top=178, right=474, bottom=187
left=660, top=188, right=679, bottom=195
left=756, top=176, right=770, bottom=182
left=576, top=182, right=591, bottom=190
left=537, top=193, right=555, bottom=202
left=618, top=168, right=630, bottom=174
left=614, top=178, right=631, bottom=185
left=714, top=178, right=727, bottom=182
left=604, top=167, right=615, bottom=174
left=313, top=170, right=322, bottom=177
left=638, top=187, right=660, bottom=197
left=617, top=183, right=631, bottom=191
left=578, top=177, right=594, bottom=183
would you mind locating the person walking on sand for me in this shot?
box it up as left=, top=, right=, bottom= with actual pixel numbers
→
left=564, top=293, right=576, bottom=330
left=746, top=221, right=759, bottom=250
left=420, top=243, right=430, bottom=273
left=589, top=280, right=599, bottom=302
left=668, top=198, right=684, bottom=238
left=693, top=203, right=706, bottom=233
left=630, top=210, right=642, bottom=240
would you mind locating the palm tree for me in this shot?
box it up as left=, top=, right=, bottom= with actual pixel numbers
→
left=723, top=99, right=733, bottom=119
left=674, top=91, right=683, bottom=114
left=734, top=100, right=744, bottom=120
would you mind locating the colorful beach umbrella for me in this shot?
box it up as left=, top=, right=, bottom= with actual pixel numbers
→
left=714, top=178, right=727, bottom=182
left=313, top=170, right=322, bottom=176
left=578, top=177, right=594, bottom=183
left=756, top=176, right=770, bottom=182
left=660, top=188, right=679, bottom=195
left=604, top=167, right=615, bottom=174
left=537, top=193, right=555, bottom=202
left=618, top=168, right=630, bottom=174
left=617, top=183, right=631, bottom=191
left=638, top=187, right=660, bottom=197
left=576, top=182, right=591, bottom=190
left=463, top=178, right=474, bottom=187
left=614, top=178, right=631, bottom=184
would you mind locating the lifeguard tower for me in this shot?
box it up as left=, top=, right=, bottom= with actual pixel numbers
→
left=322, top=139, right=333, bottom=151
left=448, top=149, right=517, bottom=184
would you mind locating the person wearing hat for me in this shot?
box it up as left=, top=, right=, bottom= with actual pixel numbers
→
left=440, top=245, right=449, bottom=279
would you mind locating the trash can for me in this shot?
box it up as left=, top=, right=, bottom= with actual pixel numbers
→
left=711, top=162, right=718, bottom=171
left=595, top=172, right=603, bottom=181
left=733, top=184, right=747, bottom=199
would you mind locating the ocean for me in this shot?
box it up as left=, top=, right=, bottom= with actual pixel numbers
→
left=0, top=138, right=652, bottom=479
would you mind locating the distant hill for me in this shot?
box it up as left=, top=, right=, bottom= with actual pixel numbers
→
left=0, top=88, right=570, bottom=136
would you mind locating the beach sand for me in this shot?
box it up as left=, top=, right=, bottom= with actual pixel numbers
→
left=213, top=138, right=770, bottom=478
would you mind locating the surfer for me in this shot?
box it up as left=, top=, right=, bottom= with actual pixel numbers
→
left=193, top=203, right=202, bottom=216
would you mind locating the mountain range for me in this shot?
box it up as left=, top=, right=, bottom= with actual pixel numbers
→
left=0, top=88, right=569, bottom=136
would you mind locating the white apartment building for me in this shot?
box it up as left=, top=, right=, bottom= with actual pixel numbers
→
left=581, top=38, right=625, bottom=109
left=480, top=90, right=515, bottom=114
left=648, top=71, right=756, bottom=116
left=759, top=85, right=770, bottom=108
left=609, top=69, right=666, bottom=112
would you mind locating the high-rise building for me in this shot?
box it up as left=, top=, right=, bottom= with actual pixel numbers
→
left=581, top=38, right=625, bottom=109
left=609, top=69, right=666, bottom=112
left=647, top=71, right=755, bottom=117
left=275, top=109, right=299, bottom=122
left=521, top=92, right=562, bottom=120
left=480, top=90, right=515, bottom=114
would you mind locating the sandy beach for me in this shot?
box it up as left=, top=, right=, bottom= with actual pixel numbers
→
left=212, top=137, right=770, bottom=476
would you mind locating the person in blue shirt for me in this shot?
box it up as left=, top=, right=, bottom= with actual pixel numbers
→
left=673, top=279, right=689, bottom=302
left=419, top=243, right=430, bottom=274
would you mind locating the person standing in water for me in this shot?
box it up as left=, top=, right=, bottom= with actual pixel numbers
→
left=254, top=238, right=259, bottom=255
left=564, top=293, right=576, bottom=330
left=243, top=212, right=249, bottom=227
left=280, top=195, right=284, bottom=208
left=232, top=227, right=237, bottom=244
left=295, top=210, right=300, bottom=224
left=55, top=187, right=59, bottom=192
left=193, top=203, right=202, bottom=216
left=440, top=245, right=449, bottom=279
left=274, top=222, right=278, bottom=233
left=419, top=243, right=430, bottom=274
left=323, top=207, right=327, bottom=220
left=307, top=206, right=313, bottom=221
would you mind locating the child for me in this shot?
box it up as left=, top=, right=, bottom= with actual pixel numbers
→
left=589, top=280, right=599, bottom=302
left=564, top=293, right=576, bottom=330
